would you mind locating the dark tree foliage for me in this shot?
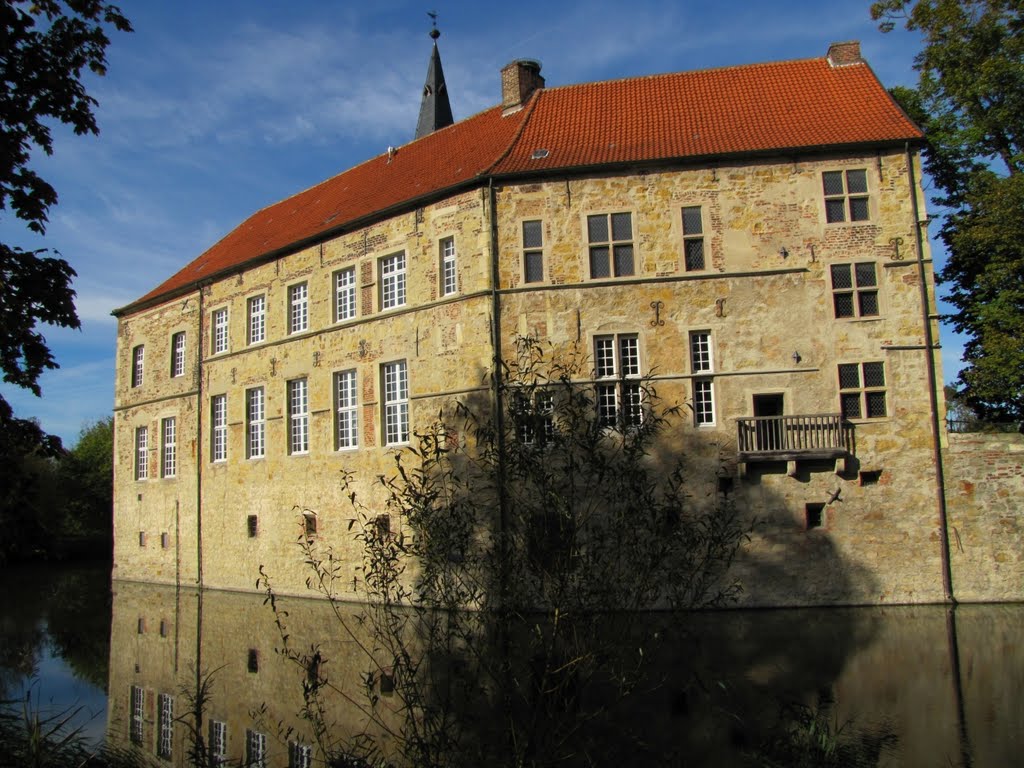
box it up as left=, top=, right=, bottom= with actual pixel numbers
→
left=0, top=1, right=130, bottom=547
left=873, top=0, right=1024, bottom=422
left=0, top=0, right=132, bottom=459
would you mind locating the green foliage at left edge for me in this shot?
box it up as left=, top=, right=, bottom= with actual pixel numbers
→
left=0, top=0, right=133, bottom=465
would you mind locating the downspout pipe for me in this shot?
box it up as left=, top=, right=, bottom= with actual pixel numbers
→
left=906, top=143, right=954, bottom=604
left=196, top=285, right=206, bottom=589
left=486, top=178, right=510, bottom=606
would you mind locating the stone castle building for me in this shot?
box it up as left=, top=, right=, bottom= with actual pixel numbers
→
left=113, top=39, right=981, bottom=607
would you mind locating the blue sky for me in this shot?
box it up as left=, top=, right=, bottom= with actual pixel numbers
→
left=1, top=0, right=961, bottom=445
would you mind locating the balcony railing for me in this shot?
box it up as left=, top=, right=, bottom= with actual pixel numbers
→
left=736, top=413, right=847, bottom=461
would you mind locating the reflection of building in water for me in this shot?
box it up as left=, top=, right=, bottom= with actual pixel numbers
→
left=106, top=580, right=1024, bottom=766
left=106, top=580, right=402, bottom=766
left=109, top=29, right=1020, bottom=606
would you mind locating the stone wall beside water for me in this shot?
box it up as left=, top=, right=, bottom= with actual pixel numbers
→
left=946, top=432, right=1024, bottom=602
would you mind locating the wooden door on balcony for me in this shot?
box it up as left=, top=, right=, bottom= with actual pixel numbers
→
left=753, top=393, right=785, bottom=452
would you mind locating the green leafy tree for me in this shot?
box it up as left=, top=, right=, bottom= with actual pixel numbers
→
left=873, top=0, right=1024, bottom=422
left=0, top=0, right=132, bottom=461
left=60, top=416, right=114, bottom=536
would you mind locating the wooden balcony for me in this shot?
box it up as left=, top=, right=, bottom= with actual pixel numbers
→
left=736, top=413, right=848, bottom=463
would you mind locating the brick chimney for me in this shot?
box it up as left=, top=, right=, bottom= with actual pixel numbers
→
left=501, top=59, right=545, bottom=113
left=827, top=41, right=862, bottom=67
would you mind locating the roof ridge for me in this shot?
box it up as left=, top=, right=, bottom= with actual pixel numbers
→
left=543, top=54, right=849, bottom=93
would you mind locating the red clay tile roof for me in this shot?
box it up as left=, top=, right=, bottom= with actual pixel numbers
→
left=119, top=53, right=921, bottom=314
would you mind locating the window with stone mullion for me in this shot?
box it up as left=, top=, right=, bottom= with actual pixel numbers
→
left=587, top=212, right=634, bottom=278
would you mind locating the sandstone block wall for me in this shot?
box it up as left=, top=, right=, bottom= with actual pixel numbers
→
left=113, top=147, right=973, bottom=607
left=945, top=432, right=1024, bottom=602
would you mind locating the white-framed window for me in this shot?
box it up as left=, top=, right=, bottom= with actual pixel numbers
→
left=523, top=219, right=544, bottom=283
left=211, top=394, right=227, bottom=462
left=440, top=236, right=457, bottom=296
left=161, top=417, right=176, bottom=478
left=594, top=334, right=642, bottom=428
left=830, top=262, right=879, bottom=318
left=247, top=730, right=267, bottom=768
left=383, top=361, right=409, bottom=445
left=587, top=212, right=634, bottom=278
left=135, top=427, right=149, bottom=480
left=129, top=685, right=144, bottom=744
left=839, top=362, right=887, bottom=419
left=380, top=252, right=407, bottom=309
left=288, top=378, right=309, bottom=454
left=157, top=692, right=173, bottom=759
left=247, top=387, right=265, bottom=459
left=334, top=370, right=358, bottom=450
left=212, top=308, right=229, bottom=354
left=131, top=345, right=144, bottom=388
left=289, top=741, right=313, bottom=768
left=682, top=206, right=705, bottom=271
left=690, top=331, right=715, bottom=426
left=823, top=169, right=869, bottom=223
left=334, top=267, right=356, bottom=322
left=288, top=282, right=308, bottom=334
left=209, top=720, right=227, bottom=766
left=170, top=332, right=186, bottom=378
left=248, top=294, right=266, bottom=344
left=515, top=389, right=554, bottom=446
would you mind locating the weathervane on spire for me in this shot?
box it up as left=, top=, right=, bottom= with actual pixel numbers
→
left=428, top=11, right=440, bottom=40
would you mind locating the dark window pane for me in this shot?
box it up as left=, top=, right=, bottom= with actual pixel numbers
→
left=611, top=212, right=632, bottom=241
left=858, top=290, right=879, bottom=316
left=682, top=206, right=702, bottom=234
left=684, top=239, right=705, bottom=271
left=833, top=293, right=855, bottom=318
left=613, top=244, right=634, bottom=276
left=841, top=393, right=862, bottom=419
left=587, top=215, right=608, bottom=243
left=523, top=220, right=543, bottom=248
left=831, top=264, right=852, bottom=289
left=863, top=362, right=885, bottom=388
left=525, top=251, right=544, bottom=282
left=823, top=171, right=845, bottom=196
left=866, top=391, right=887, bottom=418
left=849, top=197, right=870, bottom=221
left=855, top=262, right=877, bottom=287
left=825, top=199, right=846, bottom=223
left=846, top=169, right=867, bottom=194
left=838, top=363, right=860, bottom=389
left=590, top=247, right=610, bottom=278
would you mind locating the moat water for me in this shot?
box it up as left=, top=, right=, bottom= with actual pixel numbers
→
left=2, top=562, right=1022, bottom=767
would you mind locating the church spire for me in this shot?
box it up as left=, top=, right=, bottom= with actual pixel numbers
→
left=414, top=14, right=454, bottom=139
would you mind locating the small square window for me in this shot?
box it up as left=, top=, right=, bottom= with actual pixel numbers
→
left=806, top=503, right=825, bottom=529
left=830, top=263, right=879, bottom=319
left=839, top=362, right=887, bottom=419
left=303, top=512, right=317, bottom=537
left=823, top=169, right=869, bottom=223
